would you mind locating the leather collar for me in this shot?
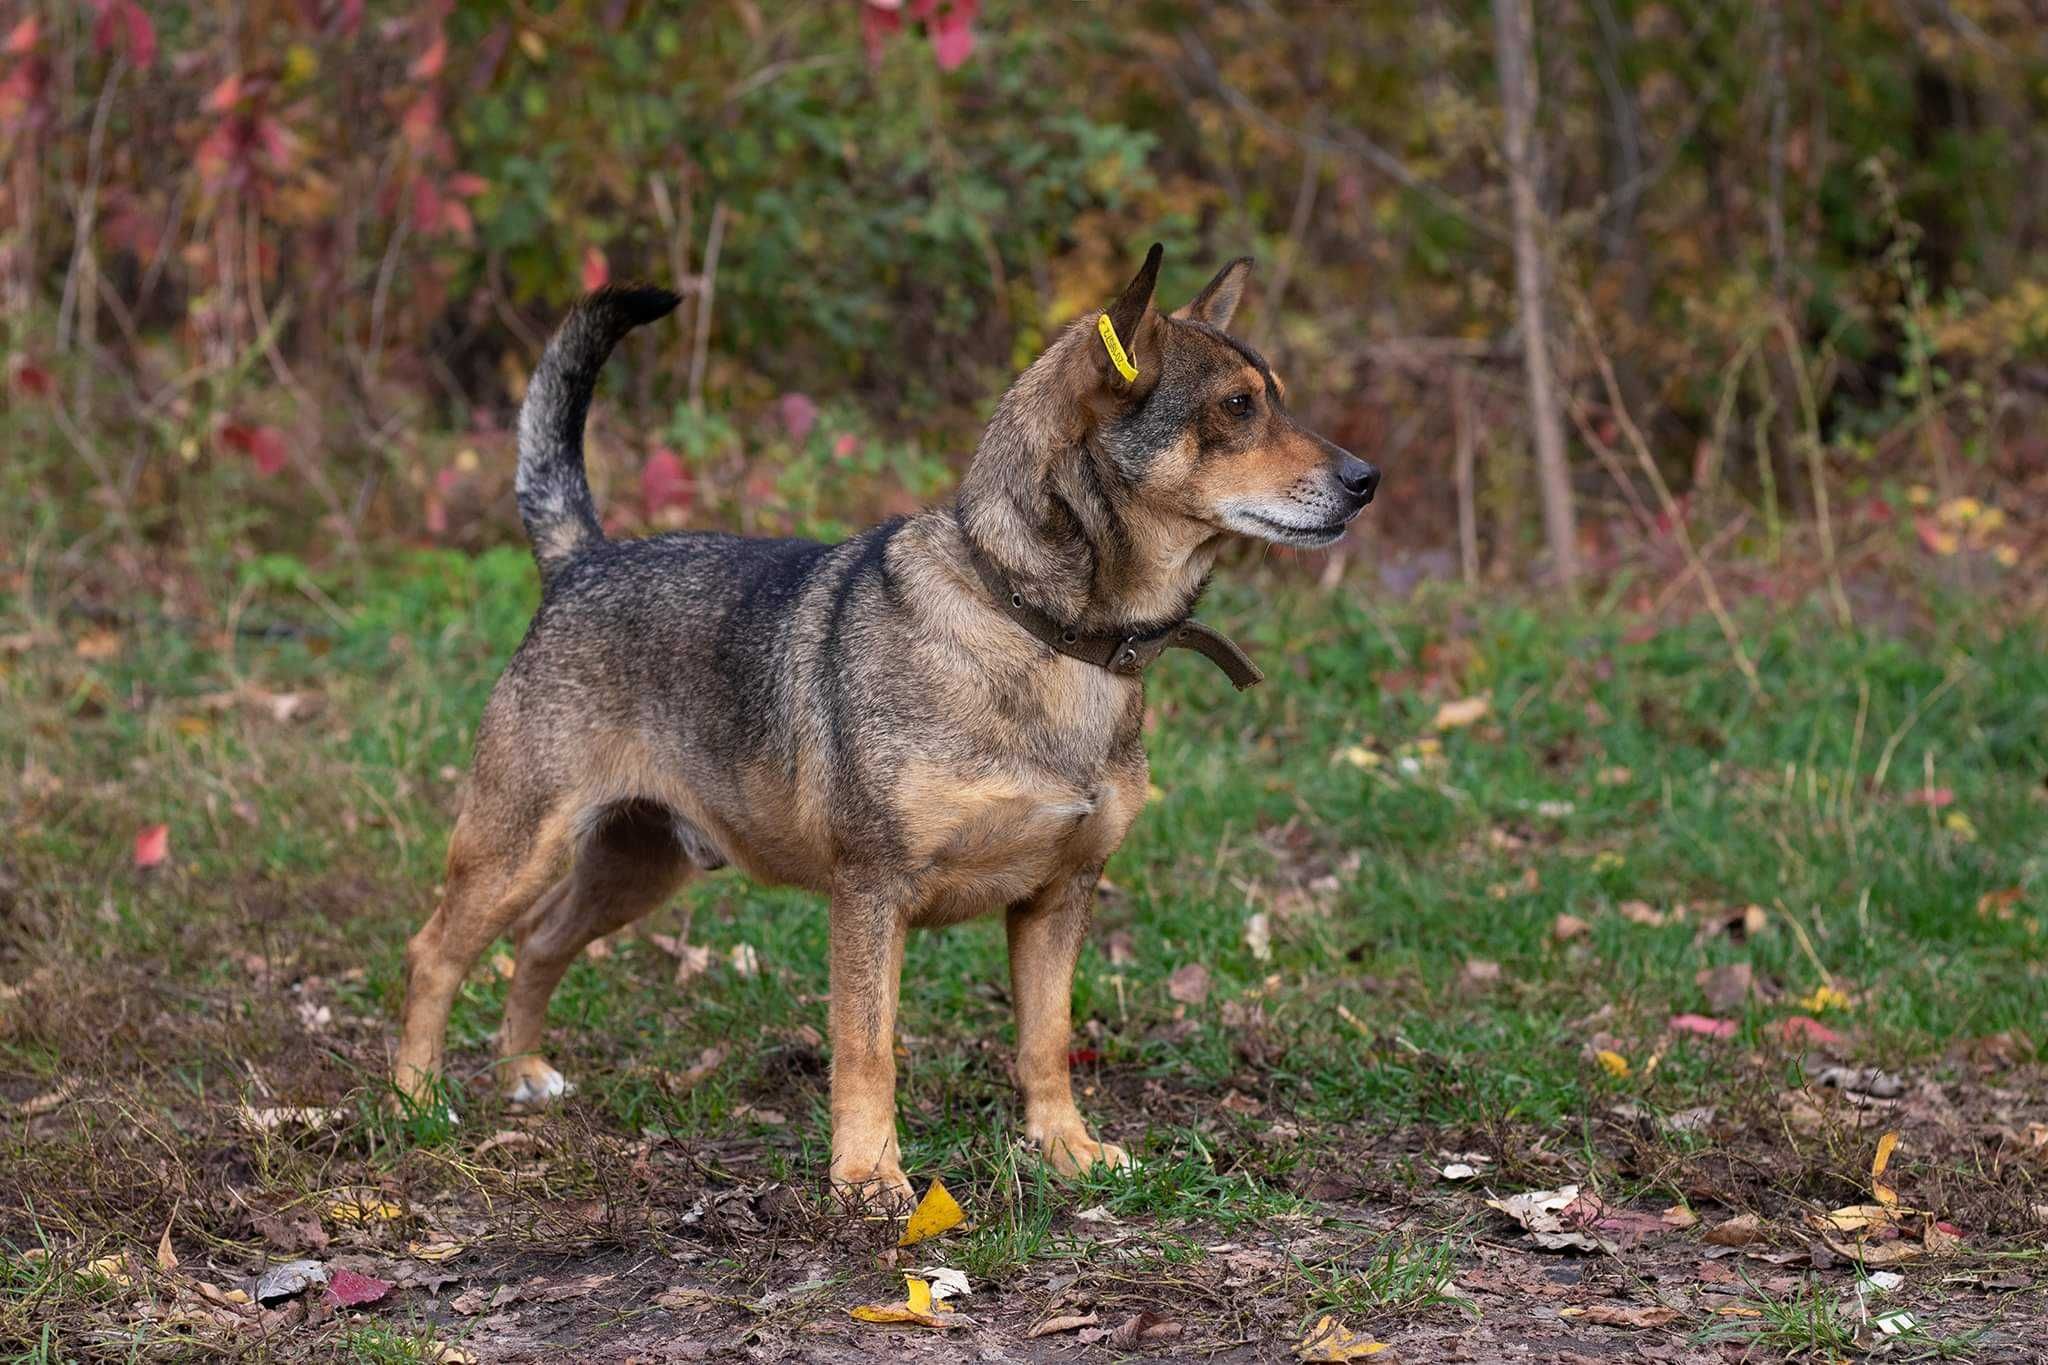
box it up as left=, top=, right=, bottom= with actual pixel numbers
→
left=962, top=536, right=1264, bottom=691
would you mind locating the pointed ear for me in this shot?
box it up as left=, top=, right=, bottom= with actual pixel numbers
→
left=1100, top=242, right=1164, bottom=380
left=1175, top=256, right=1254, bottom=329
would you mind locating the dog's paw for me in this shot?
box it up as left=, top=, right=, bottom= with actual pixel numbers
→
left=830, top=1158, right=917, bottom=1214
left=502, top=1058, right=574, bottom=1107
left=1032, top=1128, right=1135, bottom=1178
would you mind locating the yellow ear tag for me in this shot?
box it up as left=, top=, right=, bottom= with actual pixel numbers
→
left=1097, top=313, right=1139, bottom=383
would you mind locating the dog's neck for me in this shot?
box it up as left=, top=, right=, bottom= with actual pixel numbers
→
left=955, top=322, right=1220, bottom=635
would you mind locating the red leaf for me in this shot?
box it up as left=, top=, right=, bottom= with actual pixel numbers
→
left=119, top=2, right=156, bottom=68
left=1668, top=1013, right=1737, bottom=1040
left=409, top=29, right=447, bottom=81
left=1903, top=786, right=1954, bottom=809
left=4, top=15, right=39, bottom=55
left=401, top=94, right=438, bottom=148
left=640, top=446, right=693, bottom=518
left=204, top=72, right=244, bottom=112
left=1067, top=1048, right=1100, bottom=1067
left=11, top=359, right=52, bottom=397
left=581, top=246, right=609, bottom=293
left=323, top=1267, right=393, bottom=1308
left=247, top=426, right=289, bottom=475
left=832, top=433, right=859, bottom=460
left=410, top=177, right=443, bottom=234
left=777, top=392, right=818, bottom=445
left=1773, top=1016, right=1845, bottom=1047
left=860, top=3, right=902, bottom=66
left=134, top=823, right=169, bottom=869
left=929, top=9, right=974, bottom=71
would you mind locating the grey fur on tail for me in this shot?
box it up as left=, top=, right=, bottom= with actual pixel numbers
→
left=515, top=284, right=682, bottom=579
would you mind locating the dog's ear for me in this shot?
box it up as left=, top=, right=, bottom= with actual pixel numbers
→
left=1097, top=243, right=1164, bottom=386
left=1175, top=256, right=1254, bottom=329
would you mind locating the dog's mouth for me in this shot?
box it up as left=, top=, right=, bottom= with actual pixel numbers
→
left=1231, top=504, right=1363, bottom=549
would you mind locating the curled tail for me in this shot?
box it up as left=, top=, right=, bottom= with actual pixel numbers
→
left=515, top=284, right=682, bottom=579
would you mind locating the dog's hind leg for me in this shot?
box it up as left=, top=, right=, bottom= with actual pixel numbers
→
left=1008, top=868, right=1132, bottom=1176
left=497, top=802, right=696, bottom=1105
left=394, top=798, right=575, bottom=1108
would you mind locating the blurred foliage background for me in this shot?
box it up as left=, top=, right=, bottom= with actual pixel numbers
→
left=4, top=0, right=2046, bottom=579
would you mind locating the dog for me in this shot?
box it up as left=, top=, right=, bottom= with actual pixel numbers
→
left=392, top=245, right=1378, bottom=1207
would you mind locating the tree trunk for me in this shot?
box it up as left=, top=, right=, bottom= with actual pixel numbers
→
left=1492, top=0, right=1579, bottom=585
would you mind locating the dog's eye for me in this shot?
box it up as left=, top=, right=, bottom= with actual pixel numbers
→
left=1224, top=393, right=1255, bottom=419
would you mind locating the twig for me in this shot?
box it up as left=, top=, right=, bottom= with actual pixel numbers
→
left=1566, top=289, right=1767, bottom=703
left=1451, top=365, right=1479, bottom=585
left=688, top=201, right=727, bottom=413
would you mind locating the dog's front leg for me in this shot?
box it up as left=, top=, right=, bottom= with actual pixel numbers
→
left=1008, top=868, right=1132, bottom=1177
left=827, top=873, right=915, bottom=1210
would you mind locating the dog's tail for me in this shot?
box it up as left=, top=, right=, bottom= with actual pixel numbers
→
left=515, top=284, right=682, bottom=579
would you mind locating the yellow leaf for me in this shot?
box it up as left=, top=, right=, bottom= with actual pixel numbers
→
left=1591, top=851, right=1625, bottom=873
left=1993, top=544, right=2019, bottom=568
left=1335, top=744, right=1382, bottom=769
left=1296, top=1315, right=1390, bottom=1360
left=1872, top=1131, right=1900, bottom=1208
left=849, top=1274, right=965, bottom=1328
left=430, top=1346, right=477, bottom=1365
left=408, top=1239, right=464, bottom=1262
left=1937, top=496, right=1982, bottom=526
left=1944, top=811, right=1978, bottom=841
left=85, top=1255, right=132, bottom=1287
left=1595, top=1049, right=1630, bottom=1078
left=898, top=1180, right=964, bottom=1247
left=1432, top=694, right=1492, bottom=731
left=325, top=1194, right=406, bottom=1224
left=1810, top=1202, right=1898, bottom=1234
left=1796, top=985, right=1852, bottom=1013
left=1145, top=782, right=1165, bottom=803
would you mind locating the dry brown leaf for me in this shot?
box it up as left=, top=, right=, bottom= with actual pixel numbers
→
left=1560, top=1303, right=1678, bottom=1328
left=1696, top=962, right=1755, bottom=1012
left=1432, top=694, right=1492, bottom=730
left=1027, top=1312, right=1099, bottom=1338
left=1704, top=1213, right=1764, bottom=1246
left=1166, top=962, right=1210, bottom=1005
left=1618, top=900, right=1667, bottom=926
left=1552, top=913, right=1591, bottom=943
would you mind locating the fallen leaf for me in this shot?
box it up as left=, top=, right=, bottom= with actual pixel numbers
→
left=1485, top=1185, right=1616, bottom=1254
left=1772, top=1015, right=1844, bottom=1046
left=324, top=1193, right=406, bottom=1224
left=324, top=1267, right=393, bottom=1308
left=1552, top=913, right=1591, bottom=943
left=85, top=1255, right=133, bottom=1287
left=1460, top=958, right=1503, bottom=989
left=1594, top=1049, right=1630, bottom=1078
left=252, top=1259, right=328, bottom=1304
left=407, top=1239, right=463, bottom=1262
left=1705, top=1214, right=1764, bottom=1246
left=849, top=1274, right=968, bottom=1328
left=1441, top=1163, right=1481, bottom=1181
left=1104, top=930, right=1137, bottom=966
left=74, top=629, right=122, bottom=660
left=235, top=1104, right=344, bottom=1134
left=1903, top=785, right=1955, bottom=808
left=1977, top=887, right=2024, bottom=921
left=1166, top=962, right=1210, bottom=1005
left=430, top=1345, right=478, bottom=1364
left=1798, top=984, right=1853, bottom=1013
left=1296, top=1313, right=1390, bottom=1359
left=910, top=1266, right=970, bottom=1302
left=157, top=1206, right=178, bottom=1272
left=728, top=942, right=760, bottom=976
left=1696, top=962, right=1755, bottom=1012
left=1073, top=1204, right=1120, bottom=1224
left=898, top=1180, right=964, bottom=1247
left=1105, top=1311, right=1181, bottom=1348
left=1432, top=694, right=1492, bottom=730
left=1811, top=1203, right=1899, bottom=1235
left=1669, top=1014, right=1737, bottom=1039
left=1028, top=1312, right=1100, bottom=1338
left=134, top=823, right=169, bottom=869
left=1559, top=1303, right=1678, bottom=1328
left=1872, top=1131, right=1900, bottom=1208
left=1244, top=912, right=1272, bottom=962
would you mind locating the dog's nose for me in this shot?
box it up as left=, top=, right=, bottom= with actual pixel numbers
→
left=1338, top=455, right=1380, bottom=503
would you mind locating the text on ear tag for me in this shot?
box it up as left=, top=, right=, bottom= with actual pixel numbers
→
left=1097, top=313, right=1138, bottom=383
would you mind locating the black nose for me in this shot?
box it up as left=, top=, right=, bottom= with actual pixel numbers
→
left=1338, top=455, right=1380, bottom=502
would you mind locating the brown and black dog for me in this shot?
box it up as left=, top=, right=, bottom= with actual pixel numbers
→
left=392, top=246, right=1378, bottom=1207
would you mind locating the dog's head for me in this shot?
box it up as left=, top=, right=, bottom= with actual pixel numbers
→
left=1080, top=244, right=1378, bottom=549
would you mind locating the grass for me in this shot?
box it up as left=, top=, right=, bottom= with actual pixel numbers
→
left=4, top=486, right=2048, bottom=1357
